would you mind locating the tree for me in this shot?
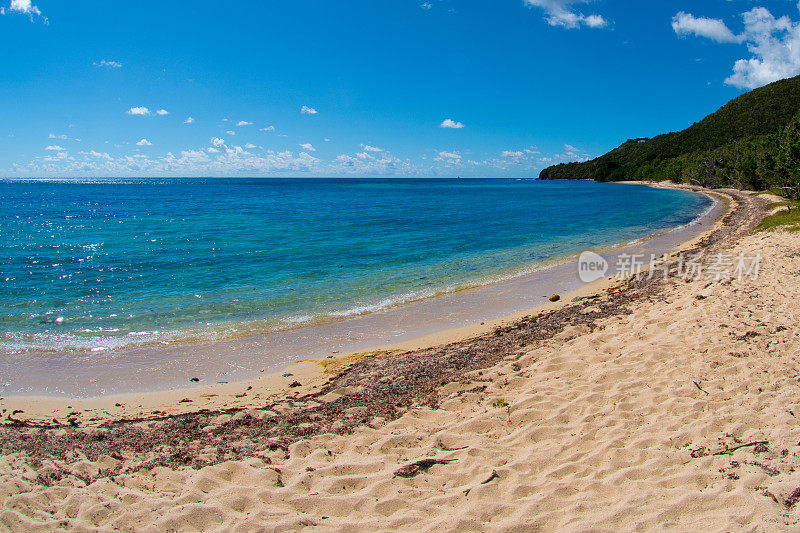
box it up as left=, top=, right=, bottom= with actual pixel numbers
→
left=776, top=115, right=800, bottom=199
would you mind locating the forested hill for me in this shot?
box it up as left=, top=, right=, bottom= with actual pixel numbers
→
left=539, top=74, right=800, bottom=194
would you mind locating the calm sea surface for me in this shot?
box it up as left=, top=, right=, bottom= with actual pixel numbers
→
left=0, top=178, right=712, bottom=355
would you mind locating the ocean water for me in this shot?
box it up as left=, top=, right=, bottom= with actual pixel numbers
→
left=0, top=178, right=712, bottom=355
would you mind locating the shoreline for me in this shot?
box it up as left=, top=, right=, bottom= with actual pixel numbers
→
left=0, top=181, right=729, bottom=423
left=5, top=187, right=798, bottom=530
left=0, top=182, right=714, bottom=362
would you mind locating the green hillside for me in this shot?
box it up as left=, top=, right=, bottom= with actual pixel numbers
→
left=539, top=74, right=800, bottom=196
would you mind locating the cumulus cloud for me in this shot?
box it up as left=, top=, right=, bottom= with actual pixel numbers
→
left=49, top=133, right=67, bottom=140
left=673, top=7, right=800, bottom=89
left=21, top=146, right=323, bottom=177
left=5, top=0, right=39, bottom=14
left=728, top=8, right=800, bottom=89
left=16, top=140, right=584, bottom=178
left=332, top=148, right=414, bottom=175
left=672, top=12, right=740, bottom=44
left=226, top=130, right=236, bottom=135
left=260, top=125, right=275, bottom=131
left=361, top=144, right=383, bottom=152
left=434, top=151, right=463, bottom=164
left=156, top=109, right=169, bottom=116
left=301, top=105, right=318, bottom=115
left=93, top=59, right=123, bottom=68
left=440, top=119, right=465, bottom=129
left=299, top=143, right=316, bottom=152
left=136, top=139, right=152, bottom=146
left=421, top=2, right=432, bottom=10
left=45, top=145, right=64, bottom=151
left=1, top=0, right=45, bottom=21
left=523, top=0, right=607, bottom=29
left=127, top=106, right=151, bottom=116
left=184, top=117, right=194, bottom=124
left=236, top=120, right=253, bottom=126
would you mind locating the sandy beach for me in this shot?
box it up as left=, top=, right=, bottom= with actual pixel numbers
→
left=3, top=186, right=799, bottom=531
left=0, top=182, right=721, bottom=399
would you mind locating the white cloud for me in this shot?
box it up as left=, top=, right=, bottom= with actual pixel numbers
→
left=136, top=138, right=152, bottom=146
left=674, top=6, right=800, bottom=89
left=14, top=141, right=582, bottom=178
left=564, top=144, right=579, bottom=152
left=332, top=149, right=414, bottom=175
left=226, top=130, right=236, bottom=135
left=245, top=143, right=257, bottom=149
left=127, top=106, right=151, bottom=116
left=21, top=146, right=324, bottom=177
left=672, top=12, right=740, bottom=43
left=421, top=2, right=432, bottom=10
left=434, top=151, right=463, bottom=165
left=300, top=143, right=316, bottom=151
left=260, top=125, right=275, bottom=131
left=156, top=109, right=169, bottom=116
left=45, top=145, right=64, bottom=151
left=87, top=150, right=111, bottom=160
left=301, top=105, right=318, bottom=115
left=440, top=119, right=465, bottom=129
left=9, top=0, right=40, bottom=14
left=93, top=59, right=123, bottom=69
left=49, top=133, right=67, bottom=140
left=523, top=0, right=607, bottom=29
left=184, top=116, right=194, bottom=124
left=1, top=0, right=45, bottom=21
left=727, top=7, right=800, bottom=89
left=236, top=120, right=253, bottom=126
left=361, top=144, right=383, bottom=152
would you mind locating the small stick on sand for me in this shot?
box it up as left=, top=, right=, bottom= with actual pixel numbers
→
left=712, top=441, right=769, bottom=456
left=394, top=458, right=456, bottom=478
left=438, top=444, right=469, bottom=452
left=481, top=470, right=500, bottom=484
left=692, top=379, right=709, bottom=396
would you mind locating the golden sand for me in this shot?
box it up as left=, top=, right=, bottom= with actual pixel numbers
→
left=3, top=188, right=799, bottom=531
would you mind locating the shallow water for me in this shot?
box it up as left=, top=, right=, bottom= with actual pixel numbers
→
left=0, top=178, right=711, bottom=358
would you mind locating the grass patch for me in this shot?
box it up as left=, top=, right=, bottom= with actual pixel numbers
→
left=754, top=189, right=786, bottom=197
left=757, top=200, right=800, bottom=231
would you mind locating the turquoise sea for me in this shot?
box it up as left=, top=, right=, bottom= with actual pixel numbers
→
left=0, top=178, right=712, bottom=355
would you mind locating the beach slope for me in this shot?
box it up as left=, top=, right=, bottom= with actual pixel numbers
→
left=3, top=189, right=800, bottom=531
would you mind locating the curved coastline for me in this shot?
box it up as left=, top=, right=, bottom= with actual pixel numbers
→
left=0, top=179, right=709, bottom=357
left=0, top=183, right=726, bottom=399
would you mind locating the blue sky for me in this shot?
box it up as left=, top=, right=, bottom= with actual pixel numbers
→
left=2, top=0, right=800, bottom=177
